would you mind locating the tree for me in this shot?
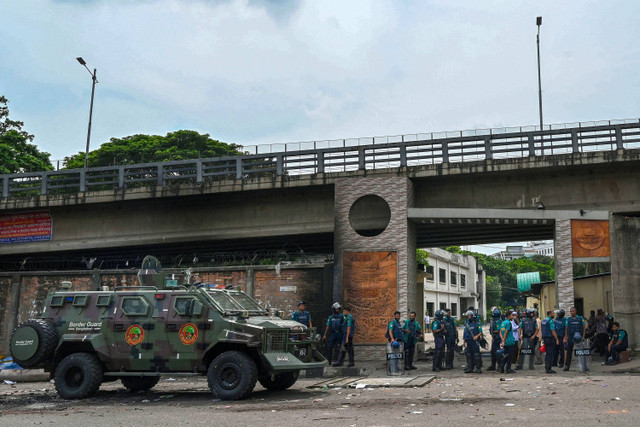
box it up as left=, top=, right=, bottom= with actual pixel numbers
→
left=485, top=276, right=503, bottom=309
left=63, top=130, right=243, bottom=168
left=0, top=96, right=53, bottom=174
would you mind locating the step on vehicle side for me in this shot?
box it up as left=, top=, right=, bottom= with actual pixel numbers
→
left=10, top=256, right=327, bottom=400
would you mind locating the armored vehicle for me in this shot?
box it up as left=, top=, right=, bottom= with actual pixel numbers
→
left=9, top=256, right=326, bottom=400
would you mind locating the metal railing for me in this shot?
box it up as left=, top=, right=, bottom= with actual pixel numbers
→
left=2, top=119, right=640, bottom=199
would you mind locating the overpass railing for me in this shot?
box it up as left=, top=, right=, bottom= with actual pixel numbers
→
left=2, top=119, right=640, bottom=198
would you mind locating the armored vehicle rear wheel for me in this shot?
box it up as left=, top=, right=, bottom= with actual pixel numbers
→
left=10, top=319, right=57, bottom=368
left=54, top=353, right=103, bottom=400
left=258, top=370, right=299, bottom=391
left=121, top=376, right=160, bottom=392
left=207, top=351, right=257, bottom=400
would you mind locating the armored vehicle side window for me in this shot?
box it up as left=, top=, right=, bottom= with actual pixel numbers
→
left=121, top=296, right=149, bottom=316
left=96, top=294, right=112, bottom=307
left=50, top=295, right=64, bottom=307
left=72, top=295, right=88, bottom=307
left=174, top=297, right=203, bottom=316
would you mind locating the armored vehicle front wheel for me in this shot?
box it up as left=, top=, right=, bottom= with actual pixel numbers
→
left=121, top=376, right=160, bottom=392
left=258, top=370, right=299, bottom=391
left=54, top=353, right=103, bottom=400
left=207, top=351, right=257, bottom=400
left=10, top=319, right=57, bottom=368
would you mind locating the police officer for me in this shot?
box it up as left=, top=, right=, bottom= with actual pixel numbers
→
left=431, top=310, right=445, bottom=372
left=563, top=306, right=587, bottom=371
left=334, top=306, right=355, bottom=367
left=553, top=309, right=566, bottom=367
left=463, top=310, right=483, bottom=374
left=388, top=311, right=404, bottom=345
left=443, top=308, right=458, bottom=370
left=323, top=302, right=344, bottom=365
left=291, top=301, right=312, bottom=328
left=604, top=322, right=628, bottom=365
left=498, top=310, right=517, bottom=374
left=403, top=311, right=423, bottom=370
left=541, top=310, right=559, bottom=374
left=517, top=308, right=539, bottom=370
left=487, top=308, right=503, bottom=371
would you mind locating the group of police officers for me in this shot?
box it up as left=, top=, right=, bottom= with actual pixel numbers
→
left=291, top=301, right=629, bottom=373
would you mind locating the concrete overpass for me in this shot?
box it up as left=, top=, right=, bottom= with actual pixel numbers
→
left=1, top=119, right=640, bottom=351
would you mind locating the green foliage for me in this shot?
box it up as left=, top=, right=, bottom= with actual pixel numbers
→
left=485, top=275, right=503, bottom=309
left=0, top=96, right=53, bottom=174
left=416, top=248, right=430, bottom=266
left=63, top=130, right=242, bottom=168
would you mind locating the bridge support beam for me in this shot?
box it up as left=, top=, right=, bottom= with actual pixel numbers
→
left=554, top=219, right=575, bottom=310
left=611, top=215, right=640, bottom=352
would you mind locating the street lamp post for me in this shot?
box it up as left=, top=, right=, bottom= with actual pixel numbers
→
left=76, top=57, right=98, bottom=169
left=536, top=17, right=543, bottom=133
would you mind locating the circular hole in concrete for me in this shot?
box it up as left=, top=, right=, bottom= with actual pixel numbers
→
left=349, top=195, right=391, bottom=237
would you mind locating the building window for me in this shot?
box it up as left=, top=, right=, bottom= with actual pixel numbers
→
left=425, top=265, right=434, bottom=281
left=439, top=268, right=446, bottom=284
left=451, top=303, right=458, bottom=317
left=461, top=274, right=466, bottom=289
left=451, top=271, right=457, bottom=286
left=439, top=302, right=447, bottom=310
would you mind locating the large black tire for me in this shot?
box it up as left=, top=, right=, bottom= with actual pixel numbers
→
left=121, top=376, right=160, bottom=392
left=258, top=370, right=299, bottom=391
left=207, top=351, right=257, bottom=400
left=54, top=353, right=103, bottom=400
left=10, top=319, right=57, bottom=368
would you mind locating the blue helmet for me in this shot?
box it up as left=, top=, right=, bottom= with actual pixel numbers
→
left=435, top=310, right=444, bottom=320
left=492, top=309, right=501, bottom=318
left=392, top=340, right=400, bottom=349
left=573, top=332, right=582, bottom=343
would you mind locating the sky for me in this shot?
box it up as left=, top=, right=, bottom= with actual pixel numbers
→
left=1, top=0, right=639, bottom=165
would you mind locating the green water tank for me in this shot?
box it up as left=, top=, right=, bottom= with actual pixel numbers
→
left=517, top=272, right=541, bottom=292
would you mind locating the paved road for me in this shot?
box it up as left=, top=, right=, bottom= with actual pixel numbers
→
left=1, top=369, right=638, bottom=426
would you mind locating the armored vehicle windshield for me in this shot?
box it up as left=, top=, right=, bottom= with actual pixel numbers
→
left=205, top=289, right=268, bottom=315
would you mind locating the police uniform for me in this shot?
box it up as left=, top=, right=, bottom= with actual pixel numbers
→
left=325, top=313, right=344, bottom=364
left=605, top=328, right=628, bottom=364
left=563, top=315, right=586, bottom=371
left=431, top=317, right=445, bottom=372
left=541, top=315, right=557, bottom=373
left=517, top=314, right=537, bottom=370
left=553, top=316, right=566, bottom=367
left=291, top=310, right=311, bottom=328
left=403, top=318, right=422, bottom=370
left=487, top=315, right=503, bottom=371
left=463, top=316, right=483, bottom=373
left=498, top=319, right=516, bottom=373
left=443, top=314, right=457, bottom=370
left=335, top=313, right=355, bottom=366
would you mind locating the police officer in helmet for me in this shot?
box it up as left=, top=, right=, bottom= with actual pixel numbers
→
left=431, top=310, right=446, bottom=372
left=323, top=302, right=344, bottom=365
left=563, top=306, right=587, bottom=371
left=443, top=308, right=458, bottom=370
left=487, top=308, right=503, bottom=371
left=463, top=310, right=483, bottom=374
left=517, top=308, right=539, bottom=370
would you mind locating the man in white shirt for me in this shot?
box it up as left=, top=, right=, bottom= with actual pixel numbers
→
left=424, top=312, right=431, bottom=332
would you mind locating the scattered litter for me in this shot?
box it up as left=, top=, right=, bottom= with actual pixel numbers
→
left=505, top=403, right=515, bottom=407
left=3, top=380, right=16, bottom=385
left=141, top=399, right=150, bottom=403
left=211, top=399, right=221, bottom=402
left=159, top=394, right=173, bottom=399
left=355, top=383, right=366, bottom=389
left=410, top=411, right=423, bottom=414
left=614, top=397, right=622, bottom=401
left=529, top=408, right=536, bottom=411
left=505, top=390, right=519, bottom=393
left=606, top=410, right=628, bottom=414
left=602, top=385, right=608, bottom=387
left=271, top=410, right=277, bottom=413
left=532, top=393, right=542, bottom=397
left=438, top=398, right=461, bottom=402
left=166, top=378, right=177, bottom=381
left=224, top=405, right=232, bottom=409
left=313, top=398, right=323, bottom=402
left=500, top=378, right=514, bottom=381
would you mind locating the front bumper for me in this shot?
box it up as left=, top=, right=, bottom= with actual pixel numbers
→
left=262, top=348, right=327, bottom=372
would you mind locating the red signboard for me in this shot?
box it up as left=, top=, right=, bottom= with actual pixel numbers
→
left=0, top=211, right=52, bottom=244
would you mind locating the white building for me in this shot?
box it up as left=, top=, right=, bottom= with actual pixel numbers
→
left=492, top=241, right=554, bottom=260
left=419, top=248, right=486, bottom=320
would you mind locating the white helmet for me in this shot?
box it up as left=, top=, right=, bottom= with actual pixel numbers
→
left=331, top=302, right=341, bottom=310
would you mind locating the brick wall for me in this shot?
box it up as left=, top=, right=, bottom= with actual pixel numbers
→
left=0, top=276, right=12, bottom=357
left=554, top=219, right=574, bottom=309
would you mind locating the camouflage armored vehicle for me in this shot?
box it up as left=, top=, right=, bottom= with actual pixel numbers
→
left=9, top=256, right=326, bottom=400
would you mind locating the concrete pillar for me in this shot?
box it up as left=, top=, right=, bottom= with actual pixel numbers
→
left=554, top=219, right=574, bottom=310
left=333, top=177, right=415, bottom=315
left=610, top=215, right=640, bottom=352
left=245, top=268, right=254, bottom=298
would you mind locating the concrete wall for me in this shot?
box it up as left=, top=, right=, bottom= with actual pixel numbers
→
left=533, top=275, right=612, bottom=320
left=0, top=264, right=332, bottom=357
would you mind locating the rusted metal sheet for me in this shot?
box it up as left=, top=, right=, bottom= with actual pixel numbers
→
left=343, top=251, right=397, bottom=344
left=571, top=219, right=610, bottom=258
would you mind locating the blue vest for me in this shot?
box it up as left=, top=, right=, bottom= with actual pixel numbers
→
left=463, top=320, right=480, bottom=340
left=567, top=316, right=583, bottom=337
left=342, top=314, right=355, bottom=337
left=554, top=318, right=566, bottom=337
left=329, top=314, right=343, bottom=334
left=444, top=317, right=456, bottom=341
left=292, top=311, right=310, bottom=327
left=541, top=317, right=552, bottom=338
left=614, top=329, right=629, bottom=348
